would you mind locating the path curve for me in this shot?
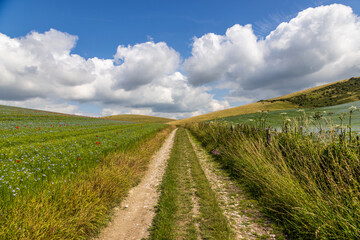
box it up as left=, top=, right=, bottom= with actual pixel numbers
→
left=96, top=128, right=177, bottom=240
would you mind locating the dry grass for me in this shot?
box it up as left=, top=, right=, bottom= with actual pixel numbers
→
left=269, top=78, right=349, bottom=100
left=103, top=114, right=174, bottom=124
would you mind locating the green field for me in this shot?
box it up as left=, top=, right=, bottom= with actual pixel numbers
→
left=218, top=100, right=360, bottom=130
left=265, top=76, right=360, bottom=107
left=0, top=105, right=170, bottom=239
left=0, top=105, right=166, bottom=200
left=170, top=77, right=360, bottom=125
left=103, top=114, right=174, bottom=124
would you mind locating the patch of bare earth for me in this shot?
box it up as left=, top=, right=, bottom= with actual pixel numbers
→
left=95, top=129, right=177, bottom=240
left=187, top=130, right=279, bottom=240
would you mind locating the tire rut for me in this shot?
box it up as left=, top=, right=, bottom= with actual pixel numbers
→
left=95, top=128, right=177, bottom=240
left=186, top=130, right=279, bottom=240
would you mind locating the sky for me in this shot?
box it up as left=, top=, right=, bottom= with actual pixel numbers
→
left=1, top=0, right=360, bottom=118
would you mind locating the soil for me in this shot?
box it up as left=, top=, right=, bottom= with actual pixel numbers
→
left=95, top=129, right=177, bottom=240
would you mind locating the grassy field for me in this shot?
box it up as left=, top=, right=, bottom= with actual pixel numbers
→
left=218, top=100, right=360, bottom=130
left=169, top=101, right=296, bottom=125
left=103, top=114, right=174, bottom=124
left=188, top=121, right=360, bottom=239
left=266, top=76, right=360, bottom=107
left=0, top=105, right=172, bottom=239
left=170, top=76, right=360, bottom=125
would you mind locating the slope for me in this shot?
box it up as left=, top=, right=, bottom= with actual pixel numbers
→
left=170, top=76, right=360, bottom=125
left=103, top=114, right=174, bottom=124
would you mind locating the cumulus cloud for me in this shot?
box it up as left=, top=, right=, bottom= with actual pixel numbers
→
left=113, top=42, right=180, bottom=90
left=2, top=3, right=359, bottom=118
left=185, top=4, right=360, bottom=101
left=0, top=98, right=82, bottom=115
left=0, top=29, right=228, bottom=118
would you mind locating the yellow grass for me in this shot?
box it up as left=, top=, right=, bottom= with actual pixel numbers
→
left=269, top=78, right=349, bottom=100
left=169, top=101, right=297, bottom=125
left=103, top=114, right=174, bottom=124
left=171, top=76, right=359, bottom=125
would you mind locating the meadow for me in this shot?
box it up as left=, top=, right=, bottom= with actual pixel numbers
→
left=218, top=100, right=360, bottom=131
left=103, top=114, right=174, bottom=124
left=188, top=106, right=360, bottom=239
left=0, top=105, right=170, bottom=239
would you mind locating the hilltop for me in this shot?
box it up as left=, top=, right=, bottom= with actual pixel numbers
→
left=170, top=76, right=360, bottom=125
left=264, top=76, right=360, bottom=107
left=103, top=114, right=174, bottom=124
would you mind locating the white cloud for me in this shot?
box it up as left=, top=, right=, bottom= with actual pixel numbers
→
left=113, top=42, right=180, bottom=90
left=3, top=3, right=358, bottom=119
left=185, top=4, right=360, bottom=100
left=0, top=29, right=228, bottom=119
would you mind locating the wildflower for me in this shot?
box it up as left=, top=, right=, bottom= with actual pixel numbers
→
left=349, top=106, right=357, bottom=112
left=212, top=149, right=220, bottom=155
left=15, top=126, right=19, bottom=129
left=17, top=160, right=20, bottom=163
left=78, top=157, right=81, bottom=160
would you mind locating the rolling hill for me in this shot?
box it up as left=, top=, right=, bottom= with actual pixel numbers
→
left=170, top=76, right=360, bottom=125
left=103, top=114, right=174, bottom=124
left=218, top=100, right=360, bottom=129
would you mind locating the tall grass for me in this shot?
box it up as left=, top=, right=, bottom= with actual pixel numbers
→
left=188, top=113, right=360, bottom=239
left=0, top=126, right=174, bottom=239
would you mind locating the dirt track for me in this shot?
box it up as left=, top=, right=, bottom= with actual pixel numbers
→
left=96, top=129, right=177, bottom=240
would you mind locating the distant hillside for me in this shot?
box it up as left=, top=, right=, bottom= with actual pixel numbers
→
left=170, top=76, right=360, bottom=125
left=219, top=100, right=360, bottom=129
left=103, top=114, right=174, bottom=124
left=263, top=77, right=360, bottom=107
left=169, top=101, right=297, bottom=125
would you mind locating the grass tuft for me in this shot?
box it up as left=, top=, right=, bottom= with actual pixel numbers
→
left=188, top=121, right=360, bottom=239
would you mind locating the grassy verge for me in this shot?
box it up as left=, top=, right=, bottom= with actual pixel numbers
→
left=0, top=126, right=174, bottom=239
left=188, top=122, right=360, bottom=239
left=149, top=128, right=232, bottom=240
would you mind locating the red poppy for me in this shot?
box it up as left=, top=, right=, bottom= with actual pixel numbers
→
left=15, top=126, right=19, bottom=129
left=17, top=160, right=20, bottom=163
left=78, top=157, right=81, bottom=160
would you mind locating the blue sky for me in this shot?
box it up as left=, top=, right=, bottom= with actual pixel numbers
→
left=2, top=0, right=356, bottom=59
left=1, top=0, right=360, bottom=118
